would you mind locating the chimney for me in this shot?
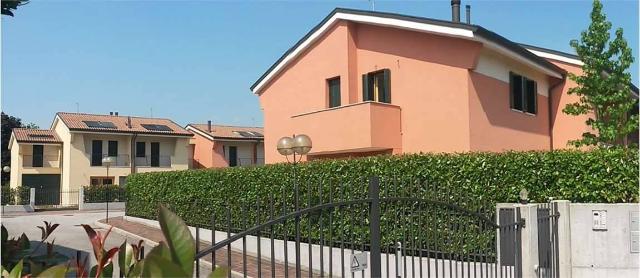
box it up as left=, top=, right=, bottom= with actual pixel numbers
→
left=109, top=112, right=113, bottom=116
left=207, top=120, right=212, bottom=132
left=127, top=116, right=132, bottom=128
left=466, top=5, right=471, bottom=24
left=115, top=112, right=119, bottom=116
left=451, top=0, right=461, bottom=22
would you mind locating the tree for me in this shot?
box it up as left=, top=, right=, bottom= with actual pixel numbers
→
left=1, top=113, right=38, bottom=185
left=564, top=0, right=638, bottom=147
left=1, top=0, right=28, bottom=17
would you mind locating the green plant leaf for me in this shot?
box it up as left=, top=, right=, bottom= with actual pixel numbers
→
left=36, top=264, right=69, bottom=278
left=8, top=259, right=23, bottom=278
left=118, top=241, right=134, bottom=276
left=158, top=205, right=195, bottom=276
left=208, top=267, right=228, bottom=278
left=141, top=247, right=188, bottom=277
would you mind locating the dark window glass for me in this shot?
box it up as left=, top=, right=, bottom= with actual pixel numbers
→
left=363, top=69, right=391, bottom=103
left=91, top=178, right=100, bottom=186
left=108, top=141, right=118, bottom=157
left=510, top=73, right=524, bottom=111
left=136, top=142, right=146, bottom=158
left=32, top=145, right=43, bottom=167
left=103, top=178, right=114, bottom=185
left=119, top=176, right=127, bottom=186
left=525, top=79, right=537, bottom=114
left=228, top=146, right=238, bottom=167
left=91, top=140, right=102, bottom=166
left=328, top=78, right=341, bottom=108
left=150, top=142, right=160, bottom=167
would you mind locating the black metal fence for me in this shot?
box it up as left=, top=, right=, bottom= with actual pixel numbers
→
left=34, top=189, right=79, bottom=208
left=83, top=185, right=127, bottom=203
left=536, top=202, right=560, bottom=278
left=0, top=186, right=30, bottom=205
left=190, top=177, right=524, bottom=278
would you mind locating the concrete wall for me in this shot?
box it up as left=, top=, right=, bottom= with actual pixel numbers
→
left=569, top=203, right=639, bottom=278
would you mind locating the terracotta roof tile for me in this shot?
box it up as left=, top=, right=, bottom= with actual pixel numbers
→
left=56, top=112, right=192, bottom=136
left=12, top=128, right=62, bottom=144
left=188, top=124, right=263, bottom=140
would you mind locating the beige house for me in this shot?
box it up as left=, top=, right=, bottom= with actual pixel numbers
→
left=8, top=112, right=192, bottom=194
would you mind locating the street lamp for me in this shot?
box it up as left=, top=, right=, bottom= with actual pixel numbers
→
left=2, top=166, right=10, bottom=173
left=519, top=188, right=529, bottom=204
left=101, top=156, right=116, bottom=223
left=276, top=134, right=312, bottom=277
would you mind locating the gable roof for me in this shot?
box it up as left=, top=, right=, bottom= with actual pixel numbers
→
left=55, top=112, right=192, bottom=136
left=186, top=124, right=264, bottom=141
left=11, top=128, right=62, bottom=144
left=250, top=7, right=566, bottom=94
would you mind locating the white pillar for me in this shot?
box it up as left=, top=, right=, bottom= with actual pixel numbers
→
left=552, top=200, right=572, bottom=278
left=78, top=187, right=85, bottom=210
left=518, top=204, right=539, bottom=278
left=29, top=187, right=35, bottom=206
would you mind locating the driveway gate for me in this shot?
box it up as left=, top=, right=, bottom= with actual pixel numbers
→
left=194, top=177, right=524, bottom=277
left=536, top=202, right=560, bottom=278
left=34, top=188, right=79, bottom=209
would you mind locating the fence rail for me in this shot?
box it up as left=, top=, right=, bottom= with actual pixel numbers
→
left=22, top=155, right=60, bottom=168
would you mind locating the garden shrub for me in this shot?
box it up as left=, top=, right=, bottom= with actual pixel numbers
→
left=1, top=186, right=30, bottom=205
left=83, top=185, right=126, bottom=203
left=125, top=148, right=638, bottom=255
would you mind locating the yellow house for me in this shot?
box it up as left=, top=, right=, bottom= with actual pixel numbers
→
left=8, top=112, right=193, bottom=196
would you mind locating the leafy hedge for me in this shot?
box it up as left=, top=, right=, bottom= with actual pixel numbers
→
left=83, top=185, right=127, bottom=203
left=126, top=148, right=638, bottom=254
left=1, top=186, right=31, bottom=205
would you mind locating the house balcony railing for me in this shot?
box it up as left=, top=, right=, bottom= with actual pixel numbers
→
left=22, top=155, right=60, bottom=168
left=89, top=154, right=131, bottom=167
left=235, top=157, right=265, bottom=167
left=135, top=155, right=172, bottom=168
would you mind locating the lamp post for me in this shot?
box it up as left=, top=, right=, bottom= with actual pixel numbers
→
left=102, top=156, right=116, bottom=223
left=277, top=134, right=312, bottom=278
left=519, top=188, right=529, bottom=204
left=3, top=166, right=10, bottom=173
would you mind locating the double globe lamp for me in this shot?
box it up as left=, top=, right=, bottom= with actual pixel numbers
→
left=276, top=134, right=312, bottom=163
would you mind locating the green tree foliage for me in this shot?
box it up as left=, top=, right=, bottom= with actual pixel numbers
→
left=1, top=112, right=39, bottom=185
left=564, top=0, right=638, bottom=147
left=1, top=0, right=28, bottom=17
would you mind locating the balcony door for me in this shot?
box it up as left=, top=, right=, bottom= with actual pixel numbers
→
left=228, top=146, right=237, bottom=167
left=91, top=140, right=102, bottom=166
left=32, top=145, right=43, bottom=167
left=151, top=142, right=160, bottom=167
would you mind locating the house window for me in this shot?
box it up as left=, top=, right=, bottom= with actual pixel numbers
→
left=32, top=145, right=43, bottom=167
left=108, top=141, right=118, bottom=157
left=510, top=72, right=537, bottom=114
left=327, top=77, right=341, bottom=108
left=91, top=140, right=102, bottom=166
left=136, top=142, right=146, bottom=158
left=90, top=176, right=114, bottom=185
left=228, top=146, right=238, bottom=167
left=363, top=69, right=391, bottom=103
left=150, top=142, right=160, bottom=167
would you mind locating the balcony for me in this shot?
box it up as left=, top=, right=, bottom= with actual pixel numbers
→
left=22, top=155, right=60, bottom=168
left=89, top=154, right=131, bottom=167
left=291, top=101, right=402, bottom=155
left=235, top=157, right=265, bottom=167
left=135, top=155, right=172, bottom=168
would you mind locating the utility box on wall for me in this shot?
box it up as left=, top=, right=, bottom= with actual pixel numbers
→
left=631, top=211, right=639, bottom=253
left=592, top=210, right=607, bottom=230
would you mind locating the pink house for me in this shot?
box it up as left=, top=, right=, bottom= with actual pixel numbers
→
left=186, top=122, right=264, bottom=168
left=252, top=7, right=638, bottom=163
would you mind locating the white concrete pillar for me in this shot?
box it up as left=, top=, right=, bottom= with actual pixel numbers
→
left=552, top=200, right=572, bottom=278
left=78, top=187, right=85, bottom=210
left=29, top=187, right=35, bottom=206
left=518, top=204, right=539, bottom=278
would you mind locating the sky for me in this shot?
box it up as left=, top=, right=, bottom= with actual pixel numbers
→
left=2, top=0, right=638, bottom=128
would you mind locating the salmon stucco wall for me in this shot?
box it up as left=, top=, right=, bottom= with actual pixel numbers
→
left=191, top=133, right=214, bottom=168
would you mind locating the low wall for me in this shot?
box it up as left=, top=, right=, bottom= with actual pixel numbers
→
left=79, top=202, right=125, bottom=211
left=2, top=204, right=34, bottom=213
left=570, top=203, right=639, bottom=278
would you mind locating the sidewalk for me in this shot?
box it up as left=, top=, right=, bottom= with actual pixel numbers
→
left=100, top=216, right=311, bottom=277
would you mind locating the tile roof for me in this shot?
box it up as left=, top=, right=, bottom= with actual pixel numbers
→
left=188, top=124, right=264, bottom=140
left=12, top=128, right=62, bottom=144
left=56, top=112, right=192, bottom=136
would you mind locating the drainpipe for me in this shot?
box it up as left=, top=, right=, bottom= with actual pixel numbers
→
left=130, top=134, right=137, bottom=174
left=548, top=77, right=566, bottom=150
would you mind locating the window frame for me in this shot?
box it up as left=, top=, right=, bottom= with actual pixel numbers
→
left=362, top=69, right=391, bottom=103
left=90, top=176, right=114, bottom=186
left=108, top=140, right=118, bottom=157
left=91, top=140, right=103, bottom=166
left=509, top=72, right=537, bottom=115
left=32, top=145, right=44, bottom=167
left=136, top=142, right=146, bottom=158
left=327, top=76, right=341, bottom=108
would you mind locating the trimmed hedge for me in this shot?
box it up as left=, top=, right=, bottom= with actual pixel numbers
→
left=1, top=186, right=30, bottom=205
left=126, top=149, right=638, bottom=253
left=83, top=185, right=127, bottom=203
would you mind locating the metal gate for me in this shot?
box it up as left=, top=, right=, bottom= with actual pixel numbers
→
left=34, top=188, right=79, bottom=209
left=193, top=177, right=524, bottom=277
left=536, top=202, right=560, bottom=278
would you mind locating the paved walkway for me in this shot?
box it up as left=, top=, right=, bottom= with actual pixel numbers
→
left=102, top=216, right=312, bottom=277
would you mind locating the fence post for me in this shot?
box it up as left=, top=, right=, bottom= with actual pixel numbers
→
left=78, top=187, right=84, bottom=210
left=518, top=204, right=538, bottom=278
left=29, top=188, right=35, bottom=206
left=368, top=176, right=382, bottom=278
left=552, top=200, right=572, bottom=278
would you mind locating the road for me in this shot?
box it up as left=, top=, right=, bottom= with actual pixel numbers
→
left=1, top=210, right=154, bottom=275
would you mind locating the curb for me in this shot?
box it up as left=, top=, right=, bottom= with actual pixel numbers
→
left=94, top=220, right=246, bottom=278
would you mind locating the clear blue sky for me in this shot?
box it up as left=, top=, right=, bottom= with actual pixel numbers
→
left=2, top=0, right=638, bottom=128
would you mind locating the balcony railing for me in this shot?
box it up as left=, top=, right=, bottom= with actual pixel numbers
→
left=135, top=155, right=172, bottom=167
left=89, top=154, right=131, bottom=167
left=22, top=155, right=60, bottom=168
left=235, top=157, right=265, bottom=167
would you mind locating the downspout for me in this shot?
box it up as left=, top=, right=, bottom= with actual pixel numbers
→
left=130, top=134, right=137, bottom=174
left=548, top=76, right=566, bottom=150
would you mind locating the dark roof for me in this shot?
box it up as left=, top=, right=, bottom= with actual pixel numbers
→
left=56, top=112, right=192, bottom=136
left=250, top=7, right=566, bottom=92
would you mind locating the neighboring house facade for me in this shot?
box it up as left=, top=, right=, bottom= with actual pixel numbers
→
left=251, top=8, right=638, bottom=163
left=8, top=112, right=192, bottom=194
left=186, top=122, right=264, bottom=168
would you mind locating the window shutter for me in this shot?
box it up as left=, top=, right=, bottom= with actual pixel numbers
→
left=382, top=69, right=391, bottom=103
left=509, top=72, right=514, bottom=109
left=525, top=79, right=537, bottom=114
left=362, top=74, right=370, bottom=101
